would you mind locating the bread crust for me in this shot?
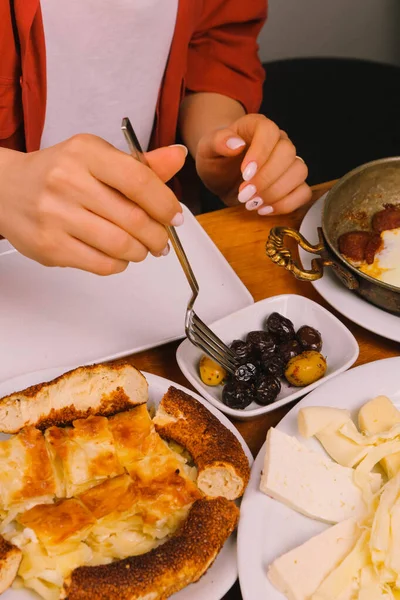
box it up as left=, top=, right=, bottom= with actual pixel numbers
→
left=0, top=362, right=147, bottom=433
left=0, top=536, right=22, bottom=594
left=153, top=386, right=250, bottom=499
left=62, top=497, right=239, bottom=600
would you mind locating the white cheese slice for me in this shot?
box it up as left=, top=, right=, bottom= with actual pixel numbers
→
left=311, top=530, right=370, bottom=600
left=260, top=428, right=382, bottom=523
left=268, top=518, right=360, bottom=600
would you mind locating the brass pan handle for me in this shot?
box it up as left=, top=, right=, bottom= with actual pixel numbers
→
left=266, top=226, right=333, bottom=282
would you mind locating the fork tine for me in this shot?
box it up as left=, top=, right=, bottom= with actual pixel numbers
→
left=187, top=331, right=236, bottom=375
left=191, top=313, right=238, bottom=361
left=191, top=321, right=238, bottom=370
left=188, top=323, right=238, bottom=373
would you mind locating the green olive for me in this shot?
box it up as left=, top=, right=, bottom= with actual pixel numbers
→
left=199, top=355, right=227, bottom=386
left=284, top=351, right=327, bottom=387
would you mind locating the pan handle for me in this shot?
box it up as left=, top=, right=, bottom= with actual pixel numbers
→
left=266, top=226, right=333, bottom=282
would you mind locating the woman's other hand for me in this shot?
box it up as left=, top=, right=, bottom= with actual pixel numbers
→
left=0, top=135, right=187, bottom=275
left=196, top=114, right=312, bottom=215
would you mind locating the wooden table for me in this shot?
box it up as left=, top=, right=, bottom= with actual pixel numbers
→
left=121, top=180, right=400, bottom=599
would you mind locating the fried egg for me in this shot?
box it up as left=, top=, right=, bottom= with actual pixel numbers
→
left=360, top=228, right=400, bottom=287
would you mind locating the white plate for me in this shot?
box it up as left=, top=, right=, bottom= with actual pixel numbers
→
left=299, top=194, right=400, bottom=342
left=0, top=366, right=252, bottom=600
left=0, top=204, right=253, bottom=384
left=176, top=294, right=359, bottom=420
left=237, top=356, right=400, bottom=600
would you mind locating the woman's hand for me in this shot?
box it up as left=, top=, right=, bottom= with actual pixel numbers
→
left=0, top=135, right=187, bottom=275
left=196, top=113, right=312, bottom=215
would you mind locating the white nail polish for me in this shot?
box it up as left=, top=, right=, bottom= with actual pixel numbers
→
left=171, top=212, right=184, bottom=226
left=245, top=197, right=263, bottom=211
left=161, top=244, right=170, bottom=256
left=226, top=137, right=246, bottom=150
left=238, top=184, right=256, bottom=203
left=258, top=205, right=274, bottom=216
left=242, top=161, right=258, bottom=182
left=169, top=144, right=188, bottom=158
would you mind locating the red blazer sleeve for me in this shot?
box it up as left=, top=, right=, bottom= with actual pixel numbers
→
left=185, top=1, right=267, bottom=114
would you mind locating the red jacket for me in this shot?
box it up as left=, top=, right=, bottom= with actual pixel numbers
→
left=1, top=0, right=266, bottom=153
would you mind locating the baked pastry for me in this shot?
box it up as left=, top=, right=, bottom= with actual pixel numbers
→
left=0, top=538, right=21, bottom=594
left=62, top=497, right=239, bottom=600
left=0, top=363, right=248, bottom=599
left=0, top=362, right=148, bottom=433
left=154, top=386, right=250, bottom=500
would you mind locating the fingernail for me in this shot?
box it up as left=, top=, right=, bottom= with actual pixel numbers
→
left=238, top=184, right=257, bottom=203
left=161, top=244, right=170, bottom=256
left=245, top=197, right=263, bottom=211
left=242, top=161, right=258, bottom=181
left=258, top=205, right=274, bottom=216
left=226, top=137, right=246, bottom=150
left=169, top=144, right=188, bottom=158
left=171, top=212, right=184, bottom=226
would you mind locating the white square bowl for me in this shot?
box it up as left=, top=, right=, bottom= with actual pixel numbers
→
left=176, top=294, right=359, bottom=420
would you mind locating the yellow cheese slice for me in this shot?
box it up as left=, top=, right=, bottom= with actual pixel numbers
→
left=340, top=423, right=400, bottom=446
left=356, top=442, right=400, bottom=475
left=357, top=566, right=390, bottom=599
left=298, top=407, right=351, bottom=438
left=358, top=396, right=400, bottom=479
left=385, top=501, right=400, bottom=583
left=298, top=407, right=369, bottom=467
left=316, top=427, right=370, bottom=468
left=370, top=474, right=400, bottom=566
left=359, top=397, right=400, bottom=435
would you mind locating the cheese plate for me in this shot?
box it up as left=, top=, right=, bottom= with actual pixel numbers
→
left=237, top=357, right=400, bottom=600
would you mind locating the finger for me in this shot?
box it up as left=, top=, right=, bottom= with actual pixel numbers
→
left=258, top=183, right=312, bottom=216
left=256, top=158, right=309, bottom=206
left=231, top=115, right=281, bottom=180
left=199, top=127, right=247, bottom=160
left=38, top=232, right=130, bottom=276
left=145, top=145, right=188, bottom=182
left=80, top=178, right=170, bottom=253
left=66, top=208, right=162, bottom=262
left=67, top=135, right=184, bottom=226
left=238, top=137, right=297, bottom=202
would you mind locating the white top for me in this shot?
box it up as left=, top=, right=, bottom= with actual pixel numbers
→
left=40, top=0, right=179, bottom=151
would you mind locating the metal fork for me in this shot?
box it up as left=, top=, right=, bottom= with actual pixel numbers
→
left=121, top=117, right=239, bottom=375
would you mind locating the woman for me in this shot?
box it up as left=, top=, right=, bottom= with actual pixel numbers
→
left=0, top=0, right=311, bottom=275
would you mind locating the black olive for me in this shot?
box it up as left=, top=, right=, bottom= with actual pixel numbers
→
left=255, top=376, right=281, bottom=405
left=234, top=362, right=258, bottom=383
left=297, top=325, right=323, bottom=352
left=279, top=339, right=302, bottom=364
left=265, top=312, right=295, bottom=342
left=222, top=380, right=254, bottom=409
left=230, top=339, right=253, bottom=362
left=260, top=353, right=285, bottom=377
left=246, top=331, right=276, bottom=356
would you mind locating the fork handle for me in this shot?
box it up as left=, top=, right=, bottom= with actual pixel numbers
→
left=121, top=118, right=199, bottom=295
